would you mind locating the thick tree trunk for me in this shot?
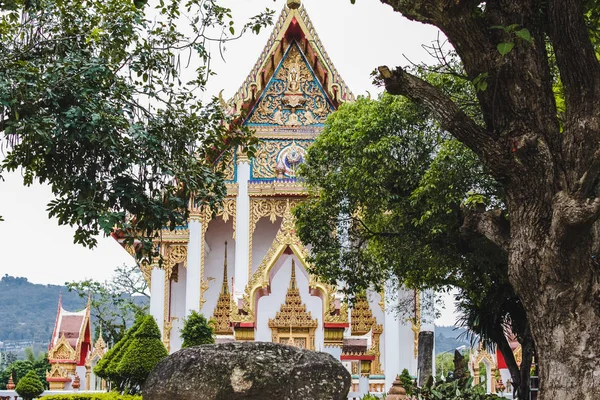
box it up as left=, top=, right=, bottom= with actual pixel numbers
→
left=508, top=199, right=600, bottom=400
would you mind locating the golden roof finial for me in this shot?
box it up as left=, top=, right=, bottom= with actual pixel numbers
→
left=290, top=259, right=297, bottom=289
left=287, top=0, right=301, bottom=9
left=221, top=241, right=229, bottom=294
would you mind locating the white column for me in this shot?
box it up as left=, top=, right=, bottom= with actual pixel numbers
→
left=384, top=293, right=401, bottom=391
left=150, top=267, right=165, bottom=338
left=234, top=160, right=251, bottom=299
left=358, top=370, right=370, bottom=397
left=185, top=218, right=202, bottom=316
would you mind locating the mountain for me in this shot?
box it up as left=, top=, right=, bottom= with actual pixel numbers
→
left=434, top=325, right=471, bottom=354
left=0, top=275, right=88, bottom=343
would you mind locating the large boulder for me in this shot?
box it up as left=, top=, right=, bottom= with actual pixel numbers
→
left=143, top=341, right=351, bottom=400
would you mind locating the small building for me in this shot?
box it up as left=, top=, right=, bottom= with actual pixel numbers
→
left=46, top=295, right=106, bottom=391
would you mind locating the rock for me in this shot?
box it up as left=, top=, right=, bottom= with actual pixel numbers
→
left=143, top=341, right=351, bottom=400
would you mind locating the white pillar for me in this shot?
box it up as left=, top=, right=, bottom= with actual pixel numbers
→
left=234, top=160, right=251, bottom=299
left=185, top=218, right=202, bottom=316
left=384, top=294, right=401, bottom=391
left=150, top=267, right=165, bottom=337
left=358, top=370, right=370, bottom=397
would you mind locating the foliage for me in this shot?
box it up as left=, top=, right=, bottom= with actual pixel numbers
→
left=436, top=353, right=455, bottom=381
left=399, top=368, right=416, bottom=394
left=66, top=264, right=149, bottom=345
left=115, top=315, right=168, bottom=394
left=94, top=317, right=143, bottom=392
left=412, top=377, right=502, bottom=400
left=0, top=349, right=50, bottom=390
left=41, top=395, right=141, bottom=400
left=15, top=369, right=44, bottom=400
left=294, top=91, right=531, bottom=396
left=180, top=311, right=215, bottom=348
left=0, top=0, right=273, bottom=254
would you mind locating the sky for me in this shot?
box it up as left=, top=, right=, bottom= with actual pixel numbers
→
left=0, top=0, right=459, bottom=325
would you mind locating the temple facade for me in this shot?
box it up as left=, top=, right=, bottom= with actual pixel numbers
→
left=121, top=0, right=434, bottom=394
left=46, top=295, right=106, bottom=391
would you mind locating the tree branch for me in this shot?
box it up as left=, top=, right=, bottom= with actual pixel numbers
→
left=547, top=0, right=600, bottom=113
left=552, top=191, right=600, bottom=238
left=460, top=204, right=510, bottom=252
left=377, top=66, right=505, bottom=173
left=574, top=149, right=600, bottom=199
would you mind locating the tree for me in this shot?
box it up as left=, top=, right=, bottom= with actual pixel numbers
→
left=94, top=317, right=143, bottom=392
left=115, top=315, right=168, bottom=394
left=0, top=350, right=50, bottom=390
left=370, top=1, right=600, bottom=398
left=15, top=370, right=44, bottom=400
left=295, top=93, right=534, bottom=397
left=67, top=264, right=150, bottom=346
left=0, top=0, right=272, bottom=253
left=180, top=311, right=215, bottom=348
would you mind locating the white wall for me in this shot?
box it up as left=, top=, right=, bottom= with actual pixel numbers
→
left=201, top=219, right=235, bottom=317
left=255, top=254, right=324, bottom=350
left=251, top=217, right=282, bottom=274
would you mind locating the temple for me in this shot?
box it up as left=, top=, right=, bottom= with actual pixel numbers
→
left=117, top=0, right=434, bottom=394
left=46, top=295, right=106, bottom=391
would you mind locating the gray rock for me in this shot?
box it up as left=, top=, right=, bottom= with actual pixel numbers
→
left=143, top=341, right=351, bottom=400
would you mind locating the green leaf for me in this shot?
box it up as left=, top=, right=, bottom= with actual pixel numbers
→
left=497, top=42, right=515, bottom=56
left=515, top=28, right=533, bottom=43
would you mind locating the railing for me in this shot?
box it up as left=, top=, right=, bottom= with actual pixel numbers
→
left=0, top=390, right=106, bottom=399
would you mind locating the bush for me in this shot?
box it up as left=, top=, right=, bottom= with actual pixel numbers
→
left=15, top=370, right=44, bottom=400
left=94, top=317, right=144, bottom=392
left=180, top=311, right=215, bottom=348
left=411, top=377, right=502, bottom=400
left=115, top=315, right=168, bottom=393
left=41, top=394, right=141, bottom=400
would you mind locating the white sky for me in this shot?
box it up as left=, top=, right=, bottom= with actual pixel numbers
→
left=0, top=0, right=458, bottom=325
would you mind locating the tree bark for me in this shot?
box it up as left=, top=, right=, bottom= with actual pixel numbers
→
left=376, top=1, right=600, bottom=399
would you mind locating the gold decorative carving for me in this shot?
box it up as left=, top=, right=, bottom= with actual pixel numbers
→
left=248, top=180, right=307, bottom=197
left=247, top=43, right=333, bottom=127
left=49, top=334, right=77, bottom=361
left=139, top=261, right=153, bottom=289
left=514, top=345, right=523, bottom=366
left=379, top=289, right=385, bottom=312
left=166, top=245, right=187, bottom=275
left=217, top=148, right=236, bottom=181
left=163, top=318, right=174, bottom=353
left=351, top=295, right=376, bottom=336
left=412, top=290, right=421, bottom=358
left=367, top=324, right=384, bottom=375
left=471, top=345, right=498, bottom=392
left=213, top=242, right=233, bottom=335
left=325, top=289, right=349, bottom=324
left=268, top=260, right=318, bottom=350
left=248, top=197, right=302, bottom=277
left=47, top=364, right=70, bottom=379
left=234, top=327, right=255, bottom=341
left=252, top=140, right=310, bottom=179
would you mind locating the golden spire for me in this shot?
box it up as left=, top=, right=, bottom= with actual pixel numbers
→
left=212, top=241, right=233, bottom=335
left=290, top=259, right=297, bottom=290
left=287, top=0, right=301, bottom=9
left=221, top=241, right=229, bottom=295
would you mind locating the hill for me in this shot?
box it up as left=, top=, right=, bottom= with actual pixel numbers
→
left=0, top=275, right=88, bottom=343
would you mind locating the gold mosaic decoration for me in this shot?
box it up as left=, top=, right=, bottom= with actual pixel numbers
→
left=252, top=140, right=310, bottom=179
left=212, top=242, right=233, bottom=335
left=247, top=43, right=333, bottom=127
left=268, top=260, right=318, bottom=350
left=367, top=324, right=384, bottom=375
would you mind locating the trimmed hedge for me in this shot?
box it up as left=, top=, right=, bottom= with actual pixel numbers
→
left=115, top=315, right=168, bottom=390
left=41, top=394, right=141, bottom=400
left=15, top=370, right=44, bottom=400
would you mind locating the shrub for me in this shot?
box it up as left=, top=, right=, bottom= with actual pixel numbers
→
left=399, top=368, right=415, bottom=394
left=115, top=314, right=168, bottom=393
left=411, top=377, right=502, bottom=400
left=180, top=310, right=215, bottom=348
left=41, top=394, right=141, bottom=400
left=15, top=370, right=44, bottom=400
left=94, top=317, right=144, bottom=392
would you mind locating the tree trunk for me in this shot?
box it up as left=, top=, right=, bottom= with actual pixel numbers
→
left=508, top=198, right=600, bottom=400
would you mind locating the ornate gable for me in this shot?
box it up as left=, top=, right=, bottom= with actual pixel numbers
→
left=230, top=0, right=353, bottom=126
left=48, top=334, right=77, bottom=362
left=246, top=42, right=334, bottom=127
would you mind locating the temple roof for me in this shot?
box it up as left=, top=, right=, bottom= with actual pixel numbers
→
left=49, top=294, right=92, bottom=366
left=230, top=1, right=354, bottom=120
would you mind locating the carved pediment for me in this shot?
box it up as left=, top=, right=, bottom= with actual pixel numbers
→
left=49, top=334, right=77, bottom=361
left=47, top=364, right=70, bottom=379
